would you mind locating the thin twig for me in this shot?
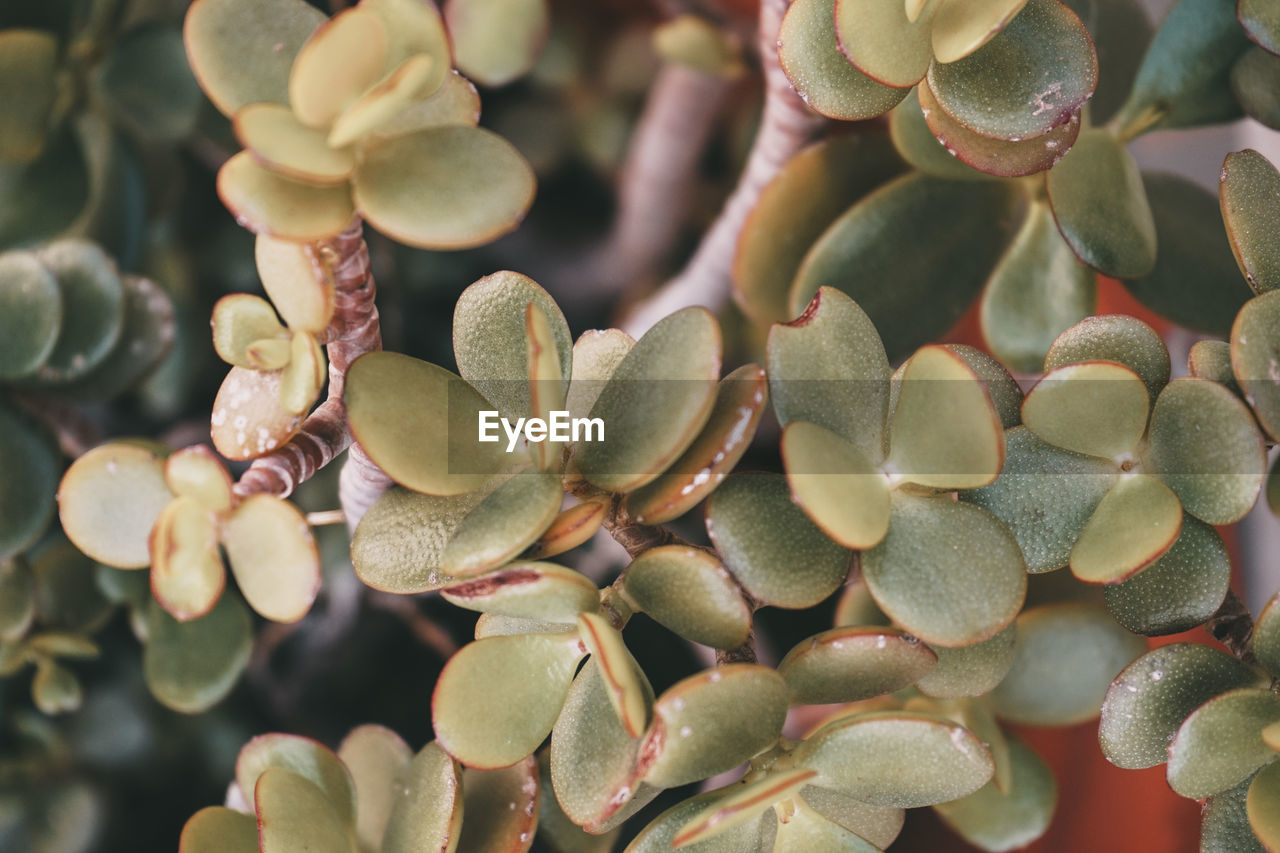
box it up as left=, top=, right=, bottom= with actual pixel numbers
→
left=620, top=0, right=824, bottom=337
left=368, top=592, right=460, bottom=659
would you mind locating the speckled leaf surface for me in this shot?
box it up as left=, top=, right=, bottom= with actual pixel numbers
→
left=625, top=790, right=767, bottom=853
left=778, top=626, right=937, bottom=705
left=337, top=724, right=412, bottom=853
left=1232, top=46, right=1280, bottom=129
left=832, top=0, right=936, bottom=88
left=1070, top=473, right=1182, bottom=584
left=889, top=90, right=985, bottom=179
left=1221, top=149, right=1280, bottom=293
left=673, top=769, right=817, bottom=849
left=781, top=420, right=890, bottom=550
left=381, top=742, right=463, bottom=853
left=1022, top=361, right=1149, bottom=459
left=1044, top=314, right=1170, bottom=403
left=1248, top=761, right=1280, bottom=849
left=1231, top=290, right=1280, bottom=440
left=1167, top=688, right=1280, bottom=799
left=933, top=737, right=1056, bottom=852
left=442, top=562, right=599, bottom=624
left=456, top=758, right=540, bottom=853
left=1202, top=773, right=1267, bottom=853
left=351, top=486, right=490, bottom=593
left=1251, top=594, right=1280, bottom=676
left=440, top=472, right=562, bottom=576
left=622, top=547, right=751, bottom=650
left=917, top=623, right=1018, bottom=699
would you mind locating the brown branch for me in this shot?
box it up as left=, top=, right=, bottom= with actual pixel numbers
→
left=1205, top=588, right=1256, bottom=663
left=234, top=219, right=386, bottom=500
left=620, top=0, right=824, bottom=336
left=716, top=626, right=758, bottom=665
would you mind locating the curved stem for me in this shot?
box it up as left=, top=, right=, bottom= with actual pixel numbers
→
left=620, top=0, right=824, bottom=337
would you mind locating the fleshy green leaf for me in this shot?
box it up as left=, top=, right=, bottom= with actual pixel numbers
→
left=932, top=737, right=1056, bottom=852
left=990, top=602, right=1145, bottom=725
left=29, top=540, right=112, bottom=632
left=832, top=0, right=935, bottom=88
left=210, top=366, right=304, bottom=460
left=1189, top=339, right=1241, bottom=392
left=626, top=790, right=769, bottom=853
left=440, top=472, right=562, bottom=576
left=1070, top=473, right=1182, bottom=584
left=445, top=0, right=548, bottom=87
left=216, top=151, right=355, bottom=241
left=233, top=103, right=356, bottom=185
left=95, top=26, right=202, bottom=144
left=637, top=665, right=789, bottom=790
left=1099, top=642, right=1268, bottom=769
left=525, top=500, right=607, bottom=561
left=34, top=239, right=126, bottom=383
left=778, top=626, right=937, bottom=705
left=1233, top=46, right=1280, bottom=128
left=441, top=562, right=598, bottom=624
left=382, top=742, right=464, bottom=853
left=222, top=494, right=320, bottom=623
left=0, top=29, right=59, bottom=163
left=622, top=546, right=751, bottom=650
left=337, top=724, right=412, bottom=853
left=149, top=496, right=224, bottom=621
left=706, top=472, right=852, bottom=609
left=255, top=768, right=352, bottom=853
left=367, top=71, right=481, bottom=140
left=1240, top=0, right=1280, bottom=53
left=917, top=623, right=1018, bottom=699
left=565, top=329, right=634, bottom=425
left=433, top=631, right=586, bottom=768
left=0, top=250, right=61, bottom=380
left=794, top=711, right=994, bottom=807
left=673, top=769, right=818, bottom=849
left=328, top=54, right=440, bottom=149
left=1248, top=761, right=1280, bottom=849
left=179, top=806, right=258, bottom=853
left=255, top=234, right=336, bottom=334
left=0, top=404, right=60, bottom=560
left=888, top=89, right=986, bottom=180
left=578, top=611, right=650, bottom=738
left=1202, top=773, right=1267, bottom=853
left=1021, top=361, right=1149, bottom=459
left=798, top=786, right=905, bottom=848
left=862, top=493, right=1025, bottom=647
left=1232, top=290, right=1280, bottom=441
left=1251, top=594, right=1280, bottom=677
left=211, top=293, right=288, bottom=368
left=288, top=6, right=388, bottom=129
left=781, top=420, right=889, bottom=551
left=351, top=486, right=491, bottom=593
left=58, top=442, right=172, bottom=569
left=1044, top=314, right=1170, bottom=403
left=1167, top=688, right=1280, bottom=798
left=237, top=733, right=357, bottom=826
left=0, top=558, right=34, bottom=641
left=457, top=758, right=540, bottom=853
left=1221, top=149, right=1280, bottom=293
left=144, top=594, right=251, bottom=714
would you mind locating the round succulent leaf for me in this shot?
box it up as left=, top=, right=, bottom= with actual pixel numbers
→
left=1109, top=0, right=1249, bottom=133
left=888, top=344, right=1004, bottom=489
left=445, top=0, right=548, bottom=87
left=1124, top=173, right=1254, bottom=336
left=1239, top=0, right=1280, bottom=53
left=926, top=0, right=1097, bottom=141
left=183, top=0, right=326, bottom=117
left=0, top=250, right=61, bottom=380
left=440, top=472, right=561, bottom=577
left=367, top=71, right=482, bottom=140
left=288, top=6, right=389, bottom=129
left=832, top=0, right=936, bottom=88
left=1252, top=594, right=1280, bottom=677
left=144, top=594, right=251, bottom=713
left=637, top=664, right=790, bottom=790
left=93, top=25, right=202, bottom=144
left=381, top=742, right=464, bottom=853
left=433, top=630, right=587, bottom=768
left=337, top=724, right=412, bottom=853
left=25, top=631, right=99, bottom=660
left=452, top=271, right=571, bottom=425
left=794, top=710, right=994, bottom=807
left=917, top=81, right=1082, bottom=178
left=778, top=0, right=908, bottom=121
left=835, top=581, right=892, bottom=629
left=179, top=806, right=259, bottom=853
left=353, top=124, right=534, bottom=250
left=28, top=540, right=112, bottom=633
left=1249, top=761, right=1280, bottom=849
left=626, top=790, right=769, bottom=853
left=778, top=626, right=938, bottom=706
left=210, top=366, right=304, bottom=460
left=1147, top=378, right=1265, bottom=524
left=1221, top=149, right=1280, bottom=293
left=1045, top=129, right=1156, bottom=279
left=673, top=769, right=818, bottom=849
left=1103, top=516, right=1230, bottom=636
left=329, top=54, right=440, bottom=148
left=767, top=287, right=891, bottom=463
left=862, top=493, right=1026, bottom=647
left=34, top=239, right=126, bottom=383
left=1167, top=688, right=1280, bottom=799
left=1233, top=46, right=1280, bottom=129
left=1070, top=473, right=1182, bottom=584
left=576, top=308, right=721, bottom=493
left=0, top=404, right=59, bottom=560
left=233, top=103, right=356, bottom=185
left=222, top=494, right=320, bottom=623
left=255, top=234, right=336, bottom=335
left=1044, top=314, right=1170, bottom=403
left=888, top=90, right=985, bottom=179
left=217, top=151, right=356, bottom=241
left=578, top=611, right=650, bottom=738
left=551, top=658, right=659, bottom=832
left=352, top=486, right=493, bottom=593
left=1062, top=0, right=1154, bottom=123
left=32, top=658, right=82, bottom=714
left=621, top=546, right=750, bottom=649
left=454, top=758, right=540, bottom=853
left=211, top=293, right=288, bottom=368
left=931, top=0, right=1031, bottom=63
left=345, top=351, right=507, bottom=495
left=0, top=29, right=58, bottom=163
left=442, top=562, right=598, bottom=624
left=255, top=768, right=353, bottom=853
left=790, top=175, right=1026, bottom=362
left=934, top=347, right=1021, bottom=431
left=149, top=496, right=225, bottom=621
left=917, top=623, right=1018, bottom=699
left=989, top=602, right=1145, bottom=725
left=237, top=733, right=358, bottom=826
left=1099, top=642, right=1269, bottom=769
left=58, top=442, right=172, bottom=569
left=1202, top=773, right=1268, bottom=853
left=0, top=558, right=34, bottom=641
left=1021, top=361, right=1149, bottom=459
left=565, top=329, right=635, bottom=425
left=1266, top=721, right=1280, bottom=752
left=706, top=472, right=852, bottom=609
left=980, top=202, right=1096, bottom=373
left=279, top=331, right=326, bottom=415
left=626, top=363, right=768, bottom=524
left=1232, top=290, right=1280, bottom=441
left=798, top=786, right=904, bottom=848
left=525, top=500, right=607, bottom=560
left=1189, top=341, right=1240, bottom=392
left=932, top=737, right=1056, bottom=852
left=780, top=421, right=889, bottom=550
left=535, top=752, right=623, bottom=853
left=0, top=125, right=88, bottom=249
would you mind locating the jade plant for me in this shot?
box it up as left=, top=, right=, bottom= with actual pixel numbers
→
left=4, top=0, right=1280, bottom=851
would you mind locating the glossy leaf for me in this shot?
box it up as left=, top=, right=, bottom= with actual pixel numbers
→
left=626, top=364, right=767, bottom=524
left=352, top=125, right=534, bottom=250
left=0, top=250, right=60, bottom=380
left=1070, top=473, right=1182, bottom=584
left=990, top=603, right=1145, bottom=725
left=1099, top=643, right=1268, bottom=769
left=778, top=0, right=907, bottom=121
left=222, top=494, right=320, bottom=622
left=833, top=0, right=935, bottom=88
left=1147, top=378, right=1265, bottom=524
left=381, top=742, right=464, bottom=853
left=210, top=366, right=303, bottom=460
left=790, top=175, right=1025, bottom=361
left=35, top=239, right=125, bottom=383
left=179, top=806, right=258, bottom=853
left=144, top=594, right=251, bottom=713
left=1044, top=314, right=1169, bottom=403
left=622, top=546, right=751, bottom=650
left=345, top=351, right=506, bottom=495
left=446, top=0, right=548, bottom=87
left=1167, top=688, right=1280, bottom=798
left=1221, top=149, right=1280, bottom=293
left=637, top=665, right=789, bottom=790
left=862, top=493, right=1025, bottom=647
left=0, top=404, right=60, bottom=559
left=183, top=0, right=325, bottom=117
left=433, top=631, right=586, bottom=768
left=337, top=724, right=412, bottom=853
left=794, top=711, right=994, bottom=807
left=917, top=623, right=1018, bottom=699
left=1021, top=361, right=1149, bottom=459
left=926, top=0, right=1097, bottom=141
left=1233, top=290, right=1280, bottom=441
left=217, top=151, right=355, bottom=241
left=778, top=626, right=937, bottom=705
left=149, top=496, right=224, bottom=621
left=58, top=442, right=172, bottom=569
left=706, top=472, right=851, bottom=609
left=233, top=103, right=356, bottom=184
left=933, top=737, right=1056, bottom=852
left=440, top=472, right=562, bottom=576
left=577, top=308, right=720, bottom=493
